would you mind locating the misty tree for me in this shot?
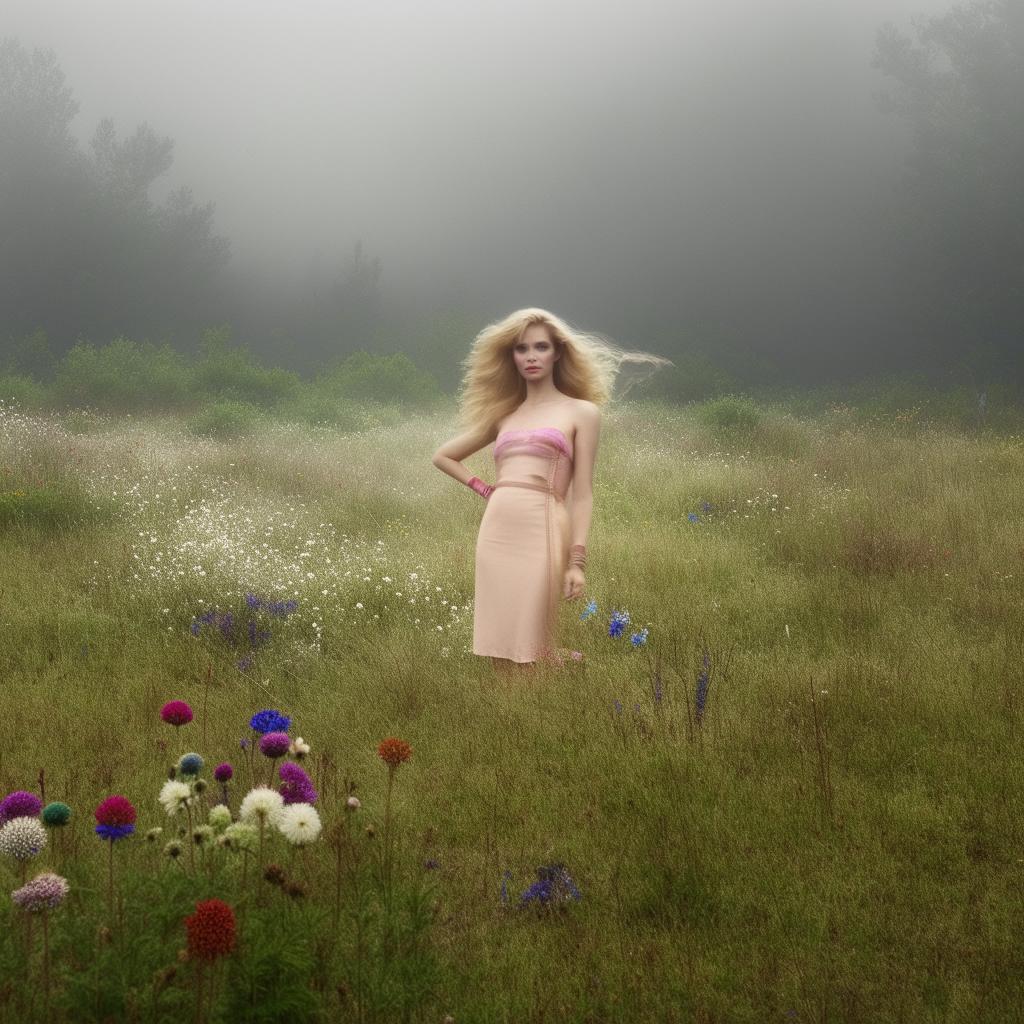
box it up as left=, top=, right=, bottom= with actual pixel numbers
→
left=873, top=0, right=1023, bottom=368
left=0, top=36, right=230, bottom=354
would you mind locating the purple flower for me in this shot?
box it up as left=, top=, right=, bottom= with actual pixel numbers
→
left=0, top=791, right=43, bottom=825
left=213, top=763, right=233, bottom=783
left=278, top=762, right=317, bottom=805
left=696, top=648, right=711, bottom=724
left=519, top=863, right=581, bottom=908
left=245, top=592, right=264, bottom=610
left=259, top=732, right=291, bottom=758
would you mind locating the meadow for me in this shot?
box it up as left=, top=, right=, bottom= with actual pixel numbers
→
left=1, top=375, right=1023, bottom=1022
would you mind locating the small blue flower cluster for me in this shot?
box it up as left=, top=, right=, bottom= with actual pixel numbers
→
left=608, top=609, right=631, bottom=639
left=695, top=648, right=711, bottom=724
left=518, top=863, right=582, bottom=908
left=190, top=593, right=299, bottom=671
left=250, top=709, right=291, bottom=735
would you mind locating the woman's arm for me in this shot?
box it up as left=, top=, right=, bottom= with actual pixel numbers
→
left=431, top=427, right=498, bottom=487
left=568, top=402, right=601, bottom=548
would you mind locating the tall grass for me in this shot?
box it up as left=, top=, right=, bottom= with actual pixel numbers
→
left=1, top=393, right=1023, bottom=1020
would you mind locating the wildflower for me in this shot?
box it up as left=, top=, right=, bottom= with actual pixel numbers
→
left=165, top=840, right=183, bottom=859
left=0, top=817, right=48, bottom=860
left=696, top=649, right=711, bottom=725
left=94, top=795, right=136, bottom=841
left=608, top=609, right=631, bottom=639
left=178, top=753, right=204, bottom=777
left=579, top=598, right=598, bottom=621
left=221, top=823, right=257, bottom=852
left=289, top=736, right=310, bottom=759
left=208, top=805, right=232, bottom=830
left=346, top=796, right=361, bottom=812
left=41, top=802, right=71, bottom=828
left=192, top=825, right=215, bottom=846
left=258, top=732, right=291, bottom=759
left=238, top=787, right=284, bottom=826
left=377, top=737, right=413, bottom=769
left=630, top=628, right=649, bottom=647
left=184, top=898, right=237, bottom=960
left=11, top=872, right=69, bottom=912
left=249, top=709, right=290, bottom=735
left=279, top=763, right=317, bottom=805
left=687, top=512, right=700, bottom=523
left=193, top=779, right=208, bottom=795
left=237, top=654, right=254, bottom=672
left=277, top=803, right=322, bottom=846
left=145, top=827, right=164, bottom=842
left=160, top=701, right=193, bottom=727
left=500, top=868, right=512, bottom=906
left=424, top=858, right=440, bottom=870
left=570, top=650, right=583, bottom=661
left=159, top=780, right=193, bottom=816
left=264, top=863, right=287, bottom=885
left=519, top=863, right=581, bottom=908
left=285, top=880, right=308, bottom=899
left=244, top=592, right=263, bottom=610
left=613, top=699, right=623, bottom=715
left=213, top=763, right=233, bottom=783
left=0, top=790, right=43, bottom=824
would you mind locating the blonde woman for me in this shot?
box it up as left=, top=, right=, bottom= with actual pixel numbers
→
left=432, top=308, right=666, bottom=671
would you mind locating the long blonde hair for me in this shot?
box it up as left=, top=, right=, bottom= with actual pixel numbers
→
left=455, top=307, right=671, bottom=435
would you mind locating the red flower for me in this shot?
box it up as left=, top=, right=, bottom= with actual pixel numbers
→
left=94, top=795, right=137, bottom=827
left=161, top=700, right=193, bottom=727
left=184, top=898, right=236, bottom=960
left=377, top=737, right=412, bottom=769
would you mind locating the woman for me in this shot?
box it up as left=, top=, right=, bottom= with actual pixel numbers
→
left=432, top=308, right=621, bottom=671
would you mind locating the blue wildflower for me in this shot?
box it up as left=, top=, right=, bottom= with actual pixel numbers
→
left=245, top=592, right=263, bottom=610
left=266, top=599, right=299, bottom=617
left=629, top=628, right=649, bottom=647
left=613, top=699, right=623, bottom=715
left=237, top=654, right=254, bottom=672
left=687, top=512, right=700, bottom=523
left=608, top=609, right=630, bottom=639
left=500, top=868, right=512, bottom=906
left=189, top=621, right=201, bottom=637
left=695, top=649, right=711, bottom=724
left=700, top=500, right=713, bottom=514
left=519, top=863, right=581, bottom=908
left=250, top=709, right=291, bottom=735
left=178, top=752, right=204, bottom=776
left=94, top=823, right=134, bottom=841
left=580, top=598, right=598, bottom=621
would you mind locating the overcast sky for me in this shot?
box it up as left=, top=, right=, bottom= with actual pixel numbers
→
left=4, top=0, right=955, bottom=368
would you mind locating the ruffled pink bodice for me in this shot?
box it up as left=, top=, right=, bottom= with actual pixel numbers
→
left=493, top=427, right=574, bottom=499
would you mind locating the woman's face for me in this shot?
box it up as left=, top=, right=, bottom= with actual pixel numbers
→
left=512, top=325, right=559, bottom=381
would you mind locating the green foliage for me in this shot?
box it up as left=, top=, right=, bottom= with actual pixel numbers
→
left=184, top=398, right=261, bottom=440
left=0, top=480, right=112, bottom=533
left=53, top=337, right=192, bottom=412
left=321, top=350, right=443, bottom=407
left=694, top=393, right=763, bottom=434
left=0, top=372, right=48, bottom=410
left=272, top=387, right=371, bottom=429
left=192, top=326, right=300, bottom=408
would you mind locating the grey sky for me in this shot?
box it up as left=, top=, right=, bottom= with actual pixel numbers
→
left=4, top=0, right=953, bottom=365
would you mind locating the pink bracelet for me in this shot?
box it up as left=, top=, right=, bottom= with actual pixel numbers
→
left=466, top=476, right=494, bottom=499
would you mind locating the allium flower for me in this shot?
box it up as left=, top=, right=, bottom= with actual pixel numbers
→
left=0, top=817, right=48, bottom=860
left=41, top=802, right=72, bottom=827
left=221, top=822, right=257, bottom=852
left=192, top=825, right=214, bottom=846
left=377, top=737, right=412, bottom=769
left=0, top=790, right=43, bottom=824
left=259, top=732, right=291, bottom=758
left=208, top=805, right=232, bottom=829
left=160, top=700, right=193, bottom=727
left=277, top=803, right=322, bottom=846
left=178, top=753, right=204, bottom=777
left=184, top=898, right=237, bottom=960
left=278, top=763, right=317, bottom=805
left=249, top=709, right=290, bottom=735
left=159, top=780, right=193, bottom=816
left=11, top=871, right=69, bottom=912
left=346, top=796, right=361, bottom=811
left=288, top=736, right=310, bottom=759
left=238, top=787, right=283, bottom=826
left=213, top=763, right=233, bottom=783
left=94, top=795, right=136, bottom=841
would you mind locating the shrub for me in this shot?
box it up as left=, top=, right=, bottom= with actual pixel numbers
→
left=695, top=394, right=763, bottom=434
left=320, top=351, right=442, bottom=407
left=0, top=373, right=48, bottom=410
left=0, top=480, right=113, bottom=533
left=192, top=326, right=300, bottom=408
left=184, top=399, right=261, bottom=440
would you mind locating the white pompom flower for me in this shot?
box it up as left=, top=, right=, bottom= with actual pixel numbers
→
left=208, top=804, right=232, bottom=830
left=277, top=802, right=322, bottom=846
left=239, top=786, right=284, bottom=827
left=0, top=817, right=48, bottom=861
left=159, top=780, right=193, bottom=816
left=289, top=736, right=310, bottom=759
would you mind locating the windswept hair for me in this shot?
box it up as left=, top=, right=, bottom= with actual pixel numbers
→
left=456, top=307, right=672, bottom=436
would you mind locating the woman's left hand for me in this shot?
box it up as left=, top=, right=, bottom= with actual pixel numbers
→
left=563, top=566, right=585, bottom=600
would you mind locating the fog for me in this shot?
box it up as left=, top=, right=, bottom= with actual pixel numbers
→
left=3, top=0, right=1008, bottom=387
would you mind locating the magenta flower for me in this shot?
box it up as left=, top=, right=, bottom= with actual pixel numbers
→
left=213, top=763, right=233, bottom=783
left=0, top=790, right=43, bottom=825
left=279, top=762, right=318, bottom=805
left=161, top=701, right=193, bottom=727
left=94, top=795, right=137, bottom=842
left=258, top=732, right=290, bottom=759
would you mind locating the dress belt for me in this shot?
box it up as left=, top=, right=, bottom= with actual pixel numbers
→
left=493, top=480, right=564, bottom=501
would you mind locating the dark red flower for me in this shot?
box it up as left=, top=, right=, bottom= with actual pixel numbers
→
left=94, top=795, right=136, bottom=827
left=161, top=700, right=193, bottom=727
left=377, top=737, right=412, bottom=769
left=184, top=898, right=236, bottom=960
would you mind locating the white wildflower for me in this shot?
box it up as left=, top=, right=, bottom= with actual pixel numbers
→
left=159, top=780, right=193, bottom=816
left=239, top=786, right=284, bottom=826
left=0, top=817, right=48, bottom=860
left=289, top=736, right=310, bottom=759
left=277, top=803, right=322, bottom=846
left=208, top=805, right=232, bottom=830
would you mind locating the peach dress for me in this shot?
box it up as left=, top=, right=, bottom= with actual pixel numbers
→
left=473, top=427, right=573, bottom=663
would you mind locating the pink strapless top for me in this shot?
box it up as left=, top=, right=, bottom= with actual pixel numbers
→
left=494, top=426, right=573, bottom=462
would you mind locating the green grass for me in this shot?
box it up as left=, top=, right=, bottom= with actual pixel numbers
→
left=1, top=395, right=1023, bottom=1022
